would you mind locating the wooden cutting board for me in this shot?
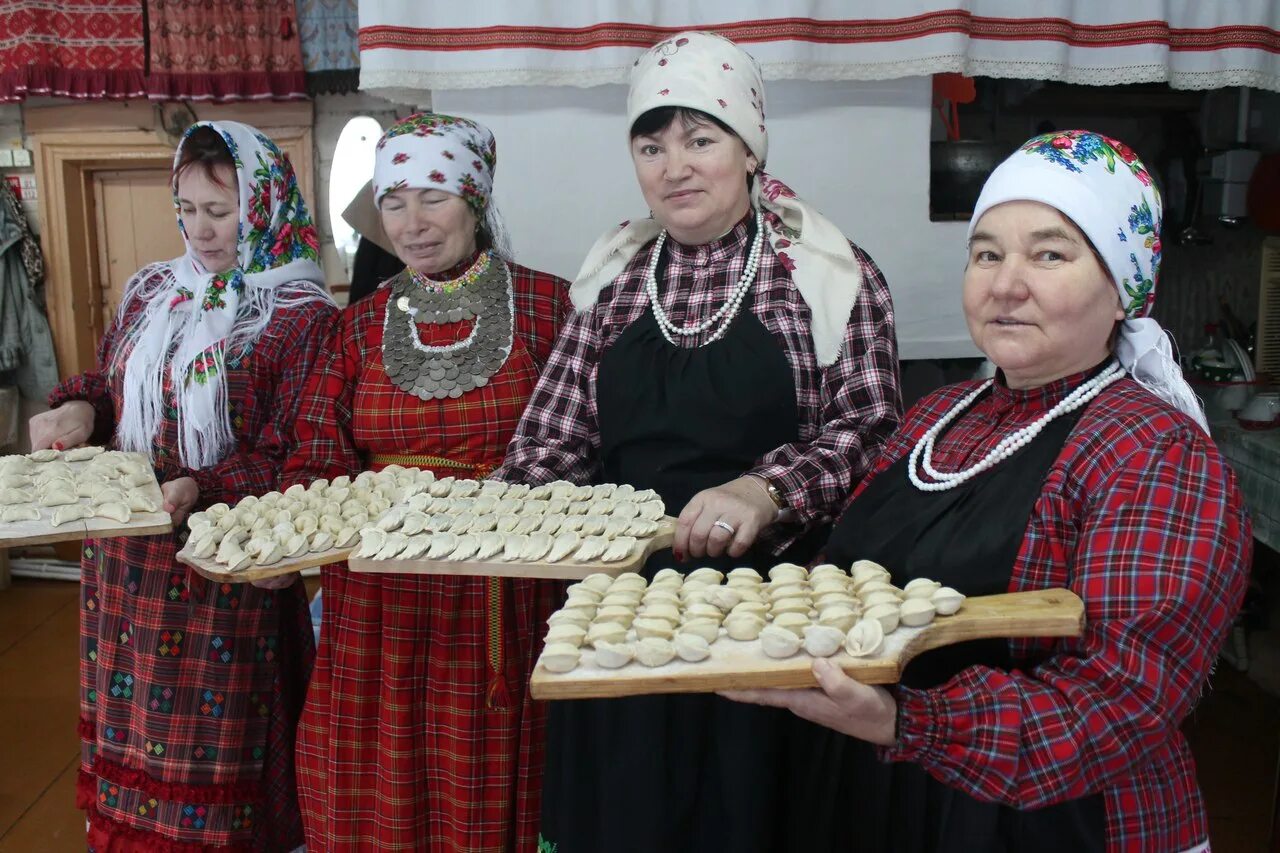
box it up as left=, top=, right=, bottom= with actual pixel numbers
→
left=0, top=457, right=172, bottom=547
left=349, top=517, right=677, bottom=580
left=530, top=588, right=1084, bottom=699
left=177, top=544, right=355, bottom=583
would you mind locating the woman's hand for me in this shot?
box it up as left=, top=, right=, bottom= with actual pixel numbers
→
left=674, top=476, right=777, bottom=560
left=161, top=477, right=200, bottom=527
left=719, top=658, right=899, bottom=746
left=29, top=401, right=95, bottom=451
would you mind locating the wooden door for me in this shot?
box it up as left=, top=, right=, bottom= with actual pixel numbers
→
left=92, top=167, right=185, bottom=337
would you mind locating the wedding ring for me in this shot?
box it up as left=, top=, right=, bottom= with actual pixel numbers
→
left=712, top=520, right=736, bottom=536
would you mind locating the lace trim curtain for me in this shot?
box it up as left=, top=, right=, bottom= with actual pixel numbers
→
left=358, top=0, right=1280, bottom=95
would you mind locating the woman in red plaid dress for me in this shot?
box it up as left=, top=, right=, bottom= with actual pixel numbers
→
left=31, top=122, right=337, bottom=851
left=728, top=133, right=1251, bottom=853
left=279, top=114, right=569, bottom=852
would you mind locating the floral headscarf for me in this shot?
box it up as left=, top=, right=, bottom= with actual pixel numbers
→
left=571, top=31, right=860, bottom=367
left=970, top=130, right=1205, bottom=431
left=115, top=120, right=333, bottom=467
left=372, top=112, right=512, bottom=259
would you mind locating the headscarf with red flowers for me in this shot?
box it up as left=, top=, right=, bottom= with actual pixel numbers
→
left=970, top=129, right=1205, bottom=431
left=115, top=120, right=333, bottom=468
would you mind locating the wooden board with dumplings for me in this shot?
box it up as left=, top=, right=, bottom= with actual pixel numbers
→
left=529, top=561, right=1085, bottom=698
left=0, top=448, right=172, bottom=546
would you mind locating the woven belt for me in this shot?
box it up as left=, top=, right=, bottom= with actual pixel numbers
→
left=369, top=452, right=495, bottom=479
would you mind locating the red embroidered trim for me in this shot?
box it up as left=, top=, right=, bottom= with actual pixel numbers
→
left=84, top=801, right=256, bottom=853
left=90, top=754, right=262, bottom=806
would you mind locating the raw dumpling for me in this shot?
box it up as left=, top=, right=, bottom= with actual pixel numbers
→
left=539, top=642, right=581, bottom=673
left=673, top=632, right=712, bottom=662
left=450, top=534, right=482, bottom=561
left=545, top=532, right=581, bottom=563
left=0, top=474, right=31, bottom=489
left=0, top=504, right=40, bottom=522
left=475, top=532, right=505, bottom=560
left=538, top=515, right=565, bottom=536
left=572, top=535, right=609, bottom=562
left=634, top=637, right=676, bottom=667
left=590, top=483, right=616, bottom=500
left=28, top=449, right=61, bottom=462
left=519, top=532, right=554, bottom=562
left=63, top=446, right=104, bottom=462
left=51, top=504, right=92, bottom=527
left=93, top=502, right=132, bottom=524
left=501, top=534, right=528, bottom=561
left=354, top=528, right=387, bottom=558
left=760, top=625, right=802, bottom=658
left=601, top=537, right=637, bottom=563
left=127, top=493, right=159, bottom=513
left=593, top=640, right=635, bottom=669
left=426, top=532, right=460, bottom=560
left=122, top=471, right=154, bottom=489
left=375, top=532, right=410, bottom=560
left=637, top=501, right=665, bottom=521
left=0, top=489, right=34, bottom=505
left=801, top=625, right=845, bottom=657
left=398, top=535, right=432, bottom=560
left=844, top=618, right=885, bottom=657
left=39, top=489, right=77, bottom=507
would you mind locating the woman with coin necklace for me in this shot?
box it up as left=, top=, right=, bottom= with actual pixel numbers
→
left=279, top=113, right=571, bottom=852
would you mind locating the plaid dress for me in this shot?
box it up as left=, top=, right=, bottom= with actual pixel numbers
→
left=49, top=267, right=337, bottom=852
left=282, top=257, right=569, bottom=852
left=847, top=374, right=1252, bottom=852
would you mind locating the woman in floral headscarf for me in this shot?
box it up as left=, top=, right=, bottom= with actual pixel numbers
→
left=30, top=121, right=337, bottom=851
left=494, top=31, right=901, bottom=853
left=278, top=113, right=570, bottom=851
left=726, top=131, right=1251, bottom=853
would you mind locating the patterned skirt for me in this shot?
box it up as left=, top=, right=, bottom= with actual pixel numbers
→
left=295, top=562, right=560, bottom=852
left=78, top=536, right=313, bottom=851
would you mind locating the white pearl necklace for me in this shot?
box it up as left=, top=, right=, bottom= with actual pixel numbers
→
left=907, top=361, right=1125, bottom=492
left=646, top=210, right=765, bottom=346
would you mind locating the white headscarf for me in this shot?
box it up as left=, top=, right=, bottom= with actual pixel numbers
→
left=571, top=31, right=860, bottom=367
left=113, top=121, right=333, bottom=467
left=970, top=130, right=1207, bottom=432
left=372, top=112, right=513, bottom=260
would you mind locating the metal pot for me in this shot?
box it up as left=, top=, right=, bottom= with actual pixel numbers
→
left=930, top=141, right=1008, bottom=218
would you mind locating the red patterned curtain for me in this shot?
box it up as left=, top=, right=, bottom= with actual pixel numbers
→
left=0, top=0, right=146, bottom=103
left=145, top=0, right=307, bottom=101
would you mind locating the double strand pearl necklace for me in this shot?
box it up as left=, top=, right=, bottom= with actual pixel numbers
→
left=646, top=210, right=765, bottom=346
left=907, top=361, right=1125, bottom=492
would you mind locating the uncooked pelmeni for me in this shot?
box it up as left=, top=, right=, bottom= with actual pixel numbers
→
left=475, top=532, right=505, bottom=560
left=677, top=619, right=720, bottom=645
left=772, top=612, right=810, bottom=638
left=585, top=621, right=628, bottom=647
left=51, top=504, right=92, bottom=527
left=442, top=533, right=478, bottom=560
left=1, top=504, right=40, bottom=522
left=539, top=642, right=582, bottom=673
left=399, top=535, right=432, bottom=561
left=501, top=533, right=528, bottom=561
left=545, top=531, right=581, bottom=563
left=427, top=532, right=461, bottom=560
left=593, top=605, right=636, bottom=628
left=634, top=637, right=677, bottom=667
left=637, top=501, right=664, bottom=521
left=760, top=625, right=803, bottom=658
left=899, top=598, right=937, bottom=627
left=593, top=640, right=635, bottom=669
left=724, top=612, right=766, bottom=641
left=520, top=532, right=554, bottom=562
left=863, top=602, right=900, bottom=634
left=375, top=532, right=409, bottom=561
left=632, top=617, right=675, bottom=640
left=673, top=632, right=711, bottom=662
left=817, top=605, right=860, bottom=633
left=600, top=536, right=637, bottom=563
left=355, top=528, right=386, bottom=558
left=40, top=489, right=78, bottom=507
left=573, top=535, right=609, bottom=562
left=28, top=449, right=61, bottom=462
left=93, top=502, right=132, bottom=524
left=801, top=624, right=845, bottom=657
left=844, top=618, right=885, bottom=657
left=903, top=578, right=942, bottom=599
left=545, top=624, right=587, bottom=647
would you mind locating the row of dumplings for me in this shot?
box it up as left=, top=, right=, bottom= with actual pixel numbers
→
left=0, top=448, right=158, bottom=526
left=537, top=562, right=966, bottom=672
left=352, top=528, right=640, bottom=564
left=184, top=471, right=424, bottom=568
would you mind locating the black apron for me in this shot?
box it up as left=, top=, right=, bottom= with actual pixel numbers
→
left=822, top=385, right=1105, bottom=853
left=539, top=300, right=840, bottom=852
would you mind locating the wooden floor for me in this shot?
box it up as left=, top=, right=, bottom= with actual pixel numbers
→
left=0, top=577, right=1276, bottom=851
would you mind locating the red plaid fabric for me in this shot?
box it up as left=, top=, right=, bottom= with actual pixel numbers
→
left=495, top=214, right=902, bottom=550
left=859, top=373, right=1251, bottom=852
left=282, top=259, right=569, bottom=852
left=49, top=268, right=337, bottom=851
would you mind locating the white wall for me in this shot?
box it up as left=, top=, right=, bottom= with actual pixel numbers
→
left=435, top=77, right=979, bottom=359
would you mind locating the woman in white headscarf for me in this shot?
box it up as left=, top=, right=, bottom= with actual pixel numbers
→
left=279, top=112, right=571, bottom=852
left=726, top=131, right=1251, bottom=853
left=495, top=32, right=901, bottom=852
left=31, top=121, right=336, bottom=851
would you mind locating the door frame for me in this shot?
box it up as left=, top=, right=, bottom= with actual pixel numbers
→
left=28, top=101, right=314, bottom=380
